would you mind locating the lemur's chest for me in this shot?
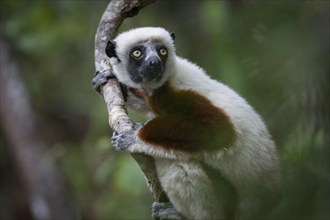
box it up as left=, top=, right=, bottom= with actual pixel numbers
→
left=147, top=82, right=228, bottom=120
left=154, top=158, right=211, bottom=193
left=128, top=81, right=223, bottom=117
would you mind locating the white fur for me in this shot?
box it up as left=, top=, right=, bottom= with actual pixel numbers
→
left=112, top=27, right=281, bottom=219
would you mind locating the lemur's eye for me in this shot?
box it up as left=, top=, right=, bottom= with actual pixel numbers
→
left=159, top=48, right=167, bottom=56
left=132, top=49, right=142, bottom=58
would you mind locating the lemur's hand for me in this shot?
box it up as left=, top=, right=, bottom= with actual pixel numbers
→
left=111, top=123, right=143, bottom=151
left=91, top=70, right=114, bottom=95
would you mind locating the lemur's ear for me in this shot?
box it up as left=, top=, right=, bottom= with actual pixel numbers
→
left=105, top=40, right=118, bottom=58
left=170, top=32, right=175, bottom=41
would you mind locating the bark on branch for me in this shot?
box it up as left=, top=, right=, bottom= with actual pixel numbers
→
left=94, top=0, right=169, bottom=203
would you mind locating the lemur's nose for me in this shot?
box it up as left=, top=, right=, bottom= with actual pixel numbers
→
left=149, top=59, right=160, bottom=67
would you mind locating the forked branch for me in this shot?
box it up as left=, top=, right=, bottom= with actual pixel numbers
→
left=94, top=0, right=169, bottom=204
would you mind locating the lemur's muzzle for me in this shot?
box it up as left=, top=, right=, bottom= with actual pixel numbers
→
left=143, top=56, right=163, bottom=82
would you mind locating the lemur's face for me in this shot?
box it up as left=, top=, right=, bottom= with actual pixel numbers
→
left=127, top=41, right=168, bottom=84
left=105, top=27, right=175, bottom=89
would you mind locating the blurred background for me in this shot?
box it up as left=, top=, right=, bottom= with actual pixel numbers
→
left=0, top=1, right=329, bottom=220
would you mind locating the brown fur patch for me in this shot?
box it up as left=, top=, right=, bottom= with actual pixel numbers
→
left=138, top=82, right=236, bottom=152
left=128, top=88, right=148, bottom=102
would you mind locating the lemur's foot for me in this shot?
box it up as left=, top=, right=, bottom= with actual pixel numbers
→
left=152, top=202, right=183, bottom=220
left=111, top=129, right=136, bottom=151
left=111, top=123, right=143, bottom=151
left=91, top=70, right=114, bottom=94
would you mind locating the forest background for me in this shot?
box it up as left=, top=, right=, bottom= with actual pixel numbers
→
left=1, top=1, right=329, bottom=220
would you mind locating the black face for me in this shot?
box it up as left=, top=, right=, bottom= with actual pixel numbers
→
left=127, top=42, right=168, bottom=83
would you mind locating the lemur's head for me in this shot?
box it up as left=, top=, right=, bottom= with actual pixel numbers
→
left=105, top=27, right=176, bottom=89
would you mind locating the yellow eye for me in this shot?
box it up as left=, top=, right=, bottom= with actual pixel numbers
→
left=132, top=50, right=142, bottom=58
left=159, top=48, right=167, bottom=56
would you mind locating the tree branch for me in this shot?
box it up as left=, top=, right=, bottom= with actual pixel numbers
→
left=94, top=0, right=169, bottom=204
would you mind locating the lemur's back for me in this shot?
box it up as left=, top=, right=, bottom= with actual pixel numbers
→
left=169, top=56, right=281, bottom=219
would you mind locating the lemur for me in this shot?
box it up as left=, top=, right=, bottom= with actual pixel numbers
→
left=92, top=27, right=281, bottom=220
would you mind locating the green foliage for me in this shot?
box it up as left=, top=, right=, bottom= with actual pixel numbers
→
left=1, top=0, right=329, bottom=219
